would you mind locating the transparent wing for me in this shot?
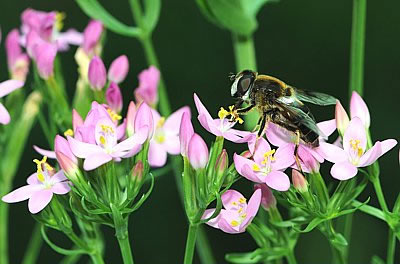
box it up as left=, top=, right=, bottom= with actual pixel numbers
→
left=289, top=86, right=337, bottom=106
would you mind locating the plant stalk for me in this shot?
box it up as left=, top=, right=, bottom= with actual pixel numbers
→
left=184, top=224, right=199, bottom=264
left=387, top=229, right=396, bottom=264
left=21, top=222, right=43, bottom=264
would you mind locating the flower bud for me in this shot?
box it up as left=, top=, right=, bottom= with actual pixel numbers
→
left=83, top=20, right=103, bottom=55
left=254, top=184, right=276, bottom=210
left=35, top=42, right=57, bottom=79
left=56, top=151, right=79, bottom=180
left=55, top=135, right=78, bottom=164
left=350, top=91, right=370, bottom=129
left=108, top=55, right=129, bottom=84
left=126, top=101, right=137, bottom=137
left=214, top=149, right=228, bottom=186
left=134, top=102, right=154, bottom=139
left=106, top=82, right=123, bottom=113
left=6, top=29, right=22, bottom=69
left=72, top=109, right=83, bottom=131
left=179, top=112, right=194, bottom=156
left=188, top=133, right=209, bottom=170
left=88, top=56, right=106, bottom=90
left=335, top=100, right=349, bottom=137
left=132, top=161, right=144, bottom=182
left=292, top=169, right=308, bottom=193
left=134, top=66, right=160, bottom=106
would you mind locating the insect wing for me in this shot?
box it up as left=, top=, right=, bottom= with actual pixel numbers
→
left=290, top=86, right=337, bottom=106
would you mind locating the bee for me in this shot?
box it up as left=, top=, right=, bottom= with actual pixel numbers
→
left=227, top=70, right=336, bottom=167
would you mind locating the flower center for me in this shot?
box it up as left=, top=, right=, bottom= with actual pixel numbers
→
left=99, top=124, right=115, bottom=152
left=218, top=105, right=244, bottom=124
left=33, top=156, right=53, bottom=188
left=107, top=108, right=122, bottom=121
left=154, top=117, right=166, bottom=144
left=349, top=139, right=363, bottom=165
left=229, top=197, right=248, bottom=227
left=252, top=149, right=276, bottom=175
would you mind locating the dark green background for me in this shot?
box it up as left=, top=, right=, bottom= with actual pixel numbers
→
left=1, top=0, right=399, bottom=263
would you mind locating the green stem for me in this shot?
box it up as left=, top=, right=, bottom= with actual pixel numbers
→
left=117, top=235, right=134, bottom=264
left=348, top=0, right=367, bottom=97
left=342, top=214, right=353, bottom=264
left=0, top=199, right=9, bottom=264
left=310, top=172, right=329, bottom=208
left=232, top=33, right=258, bottom=129
left=59, top=253, right=81, bottom=264
left=196, top=225, right=216, bottom=264
left=184, top=224, right=199, bottom=264
left=286, top=251, right=297, bottom=264
left=90, top=252, right=105, bottom=264
left=22, top=222, right=43, bottom=264
left=387, top=229, right=396, bottom=264
left=372, top=178, right=389, bottom=214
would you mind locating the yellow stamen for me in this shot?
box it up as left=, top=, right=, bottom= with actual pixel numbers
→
left=230, top=220, right=239, bottom=227
left=55, top=12, right=66, bottom=31
left=252, top=164, right=260, bottom=172
left=99, top=135, right=106, bottom=145
left=33, top=156, right=52, bottom=182
left=64, top=129, right=74, bottom=137
left=218, top=107, right=229, bottom=120
left=101, top=124, right=114, bottom=134
left=238, top=208, right=243, bottom=213
left=107, top=108, right=122, bottom=121
left=349, top=139, right=363, bottom=157
left=232, top=201, right=238, bottom=206
left=157, top=117, right=166, bottom=129
left=241, top=213, right=247, bottom=218
left=239, top=198, right=246, bottom=204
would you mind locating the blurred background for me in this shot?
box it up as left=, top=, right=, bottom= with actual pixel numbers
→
left=1, top=0, right=399, bottom=263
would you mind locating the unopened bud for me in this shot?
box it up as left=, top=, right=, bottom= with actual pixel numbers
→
left=56, top=151, right=79, bottom=180
left=214, top=149, right=228, bottom=187
left=132, top=161, right=144, bottom=181
left=292, top=169, right=308, bottom=193
left=88, top=56, right=106, bottom=90
left=108, top=55, right=129, bottom=83
left=188, top=134, right=209, bottom=170
left=106, top=82, right=123, bottom=113
left=254, top=184, right=276, bottom=210
left=242, top=150, right=252, bottom=158
left=335, top=100, right=349, bottom=137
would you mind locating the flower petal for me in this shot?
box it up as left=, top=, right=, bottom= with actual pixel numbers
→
left=252, top=137, right=271, bottom=164
left=221, top=190, right=245, bottom=210
left=331, top=161, right=358, bottom=180
left=2, top=185, right=41, bottom=203
left=317, top=119, right=337, bottom=138
left=28, top=189, right=53, bottom=214
left=202, top=208, right=221, bottom=229
left=266, top=123, right=296, bottom=146
left=343, top=117, right=367, bottom=154
left=272, top=144, right=296, bottom=171
left=113, top=125, right=147, bottom=154
left=358, top=139, right=397, bottom=167
left=50, top=170, right=68, bottom=184
left=83, top=152, right=112, bottom=171
left=218, top=210, right=241, bottom=234
left=241, top=189, right=261, bottom=228
left=164, top=106, right=191, bottom=135
left=33, top=145, right=56, bottom=159
left=51, top=182, right=71, bottom=195
left=0, top=79, right=24, bottom=98
left=317, top=142, right=348, bottom=163
left=233, top=153, right=263, bottom=183
left=350, top=91, right=370, bottom=128
left=265, top=171, right=290, bottom=191
left=0, top=103, right=11, bottom=125
left=67, top=136, right=102, bottom=158
left=164, top=135, right=181, bottom=155
left=27, top=173, right=39, bottom=185
left=148, top=141, right=168, bottom=167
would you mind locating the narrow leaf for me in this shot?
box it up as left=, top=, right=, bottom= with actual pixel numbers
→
left=143, top=0, right=161, bottom=34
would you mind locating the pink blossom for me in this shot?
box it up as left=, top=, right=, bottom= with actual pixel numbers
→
left=319, top=117, right=397, bottom=180
left=82, top=20, right=103, bottom=55
left=68, top=117, right=148, bottom=170
left=234, top=137, right=293, bottom=191
left=148, top=107, right=190, bottom=167
left=34, top=42, right=57, bottom=79
left=134, top=102, right=154, bottom=140
left=88, top=56, right=107, bottom=90
left=350, top=91, right=370, bottom=128
left=0, top=80, right=24, bottom=124
left=202, top=189, right=261, bottom=234
left=193, top=93, right=255, bottom=143
left=106, top=82, right=123, bottom=113
left=1, top=157, right=70, bottom=214
left=179, top=112, right=194, bottom=157
left=188, top=133, right=209, bottom=170
left=5, top=29, right=30, bottom=81
left=108, top=55, right=129, bottom=84
left=134, top=66, right=160, bottom=107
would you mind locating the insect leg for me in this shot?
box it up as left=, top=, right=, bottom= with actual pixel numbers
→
left=252, top=116, right=263, bottom=132
left=257, top=112, right=268, bottom=138
left=294, top=130, right=304, bottom=173
left=236, top=104, right=256, bottom=114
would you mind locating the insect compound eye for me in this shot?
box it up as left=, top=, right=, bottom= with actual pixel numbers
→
left=237, top=74, right=254, bottom=95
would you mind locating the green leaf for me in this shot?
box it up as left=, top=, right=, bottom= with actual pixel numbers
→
left=352, top=200, right=386, bottom=221
left=225, top=247, right=287, bottom=263
left=75, top=0, right=142, bottom=37
left=330, top=233, right=348, bottom=247
left=241, top=0, right=279, bottom=17
left=295, top=217, right=325, bottom=233
left=122, top=173, right=155, bottom=214
left=207, top=0, right=257, bottom=35
left=41, top=226, right=87, bottom=256
left=270, top=216, right=308, bottom=228
left=142, top=0, right=161, bottom=34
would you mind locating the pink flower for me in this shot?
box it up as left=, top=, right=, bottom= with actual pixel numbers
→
left=193, top=93, right=255, bottom=143
left=5, top=29, right=30, bottom=81
left=134, top=66, right=160, bottom=107
left=234, top=137, right=293, bottom=191
left=106, top=82, right=123, bottom=113
left=88, top=56, right=107, bottom=90
left=350, top=91, right=370, bottom=128
left=319, top=117, right=397, bottom=180
left=134, top=102, right=154, bottom=140
left=254, top=183, right=276, bottom=210
left=108, top=55, right=129, bottom=84
left=82, top=20, right=103, bottom=55
left=68, top=117, right=148, bottom=170
left=1, top=157, right=70, bottom=214
left=179, top=112, right=194, bottom=157
left=202, top=189, right=261, bottom=234
left=148, top=107, right=190, bottom=167
left=265, top=119, right=336, bottom=173
left=126, top=101, right=137, bottom=137
left=335, top=100, right=349, bottom=137
left=188, top=133, right=209, bottom=170
left=0, top=80, right=24, bottom=124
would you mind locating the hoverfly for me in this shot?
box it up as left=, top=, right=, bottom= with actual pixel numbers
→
left=227, top=70, right=337, bottom=168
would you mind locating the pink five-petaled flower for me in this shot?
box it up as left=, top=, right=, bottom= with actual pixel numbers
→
left=148, top=106, right=190, bottom=167
left=134, top=66, right=160, bottom=107
left=0, top=80, right=24, bottom=124
left=1, top=156, right=70, bottom=214
left=202, top=189, right=261, bottom=234
left=68, top=117, right=147, bottom=170
left=193, top=93, right=254, bottom=143
left=265, top=119, right=337, bottom=173
left=234, top=137, right=294, bottom=191
left=319, top=117, right=397, bottom=180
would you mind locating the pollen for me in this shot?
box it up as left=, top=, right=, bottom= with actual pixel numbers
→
left=350, top=139, right=363, bottom=157
left=107, top=108, right=122, bottom=121
left=156, top=117, right=165, bottom=129
left=218, top=107, right=229, bottom=120
left=252, top=164, right=260, bottom=171
left=64, top=129, right=74, bottom=137
left=262, top=149, right=276, bottom=164
left=230, top=220, right=239, bottom=227
left=101, top=124, right=114, bottom=134
left=99, top=135, right=106, bottom=145
left=55, top=12, right=66, bottom=31
left=33, top=156, right=51, bottom=182
left=239, top=197, right=246, bottom=204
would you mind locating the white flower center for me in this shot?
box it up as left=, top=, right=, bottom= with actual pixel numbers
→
left=349, top=139, right=363, bottom=165
left=252, top=149, right=276, bottom=175
left=229, top=197, right=247, bottom=227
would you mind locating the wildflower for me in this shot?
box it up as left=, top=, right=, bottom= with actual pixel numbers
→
left=148, top=107, right=190, bottom=167
left=134, top=66, right=160, bottom=107
left=68, top=117, right=148, bottom=170
left=1, top=156, right=70, bottom=214
left=108, top=55, right=129, bottom=84
left=254, top=183, right=276, bottom=210
left=188, top=133, right=209, bottom=170
left=179, top=111, right=194, bottom=157
left=5, top=29, right=30, bottom=81
left=319, top=117, right=397, bottom=180
left=106, top=82, right=123, bottom=113
left=0, top=80, right=24, bottom=124
left=193, top=93, right=255, bottom=143
left=202, top=189, right=261, bottom=234
left=234, top=137, right=293, bottom=191
left=88, top=56, right=107, bottom=90
left=350, top=91, right=370, bottom=129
